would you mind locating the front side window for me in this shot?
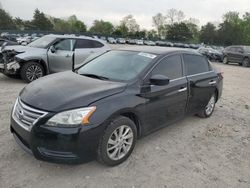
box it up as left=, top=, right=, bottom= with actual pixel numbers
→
left=151, top=55, right=183, bottom=80
left=54, top=39, right=76, bottom=51
left=77, top=51, right=156, bottom=81
left=183, top=54, right=210, bottom=76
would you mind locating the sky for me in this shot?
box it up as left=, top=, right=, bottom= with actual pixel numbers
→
left=1, top=0, right=249, bottom=29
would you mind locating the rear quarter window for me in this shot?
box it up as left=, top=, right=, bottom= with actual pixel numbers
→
left=75, top=39, right=104, bottom=49
left=183, top=54, right=210, bottom=75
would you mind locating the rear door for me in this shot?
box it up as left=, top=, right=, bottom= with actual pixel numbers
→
left=233, top=47, right=244, bottom=63
left=183, top=54, right=218, bottom=114
left=74, top=39, right=105, bottom=67
left=227, top=47, right=236, bottom=62
left=142, top=54, right=188, bottom=134
left=48, top=38, right=76, bottom=73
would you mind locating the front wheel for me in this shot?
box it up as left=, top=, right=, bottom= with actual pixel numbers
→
left=97, top=116, right=137, bottom=166
left=197, top=94, right=216, bottom=118
left=223, top=56, right=228, bottom=64
left=242, top=58, right=250, bottom=67
left=20, top=62, right=45, bottom=83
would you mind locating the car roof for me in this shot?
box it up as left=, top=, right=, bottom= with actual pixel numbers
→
left=118, top=46, right=200, bottom=55
left=46, top=34, right=103, bottom=41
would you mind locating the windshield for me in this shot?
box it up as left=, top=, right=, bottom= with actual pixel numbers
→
left=28, top=35, right=56, bottom=48
left=77, top=51, right=157, bottom=81
left=244, top=46, right=250, bottom=53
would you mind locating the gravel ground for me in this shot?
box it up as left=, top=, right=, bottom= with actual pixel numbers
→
left=0, top=55, right=250, bottom=188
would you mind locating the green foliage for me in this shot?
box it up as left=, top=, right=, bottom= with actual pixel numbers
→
left=200, top=23, right=217, bottom=44
left=166, top=23, right=192, bottom=42
left=1, top=6, right=250, bottom=46
left=67, top=15, right=87, bottom=33
left=0, top=9, right=16, bottom=29
left=89, top=20, right=114, bottom=35
left=32, top=9, right=53, bottom=31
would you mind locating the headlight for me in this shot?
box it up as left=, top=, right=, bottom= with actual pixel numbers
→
left=46, top=107, right=96, bottom=127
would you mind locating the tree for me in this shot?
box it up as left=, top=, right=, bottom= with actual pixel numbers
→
left=52, top=18, right=71, bottom=33
left=166, top=22, right=192, bottom=42
left=200, top=22, right=217, bottom=44
left=152, top=13, right=166, bottom=37
left=120, top=15, right=140, bottom=34
left=217, top=11, right=244, bottom=45
left=0, top=8, right=16, bottom=29
left=32, top=9, right=53, bottom=31
left=166, top=9, right=185, bottom=24
left=68, top=15, right=86, bottom=33
left=89, top=20, right=114, bottom=35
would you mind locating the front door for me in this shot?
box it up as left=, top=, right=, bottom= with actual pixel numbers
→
left=48, top=39, right=76, bottom=73
left=141, top=54, right=188, bottom=134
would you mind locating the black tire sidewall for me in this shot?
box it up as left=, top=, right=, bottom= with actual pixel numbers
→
left=97, top=116, right=137, bottom=166
left=243, top=58, right=250, bottom=67
left=223, top=56, right=228, bottom=64
left=20, top=62, right=44, bottom=83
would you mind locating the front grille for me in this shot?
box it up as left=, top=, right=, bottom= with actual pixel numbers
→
left=12, top=98, right=48, bottom=131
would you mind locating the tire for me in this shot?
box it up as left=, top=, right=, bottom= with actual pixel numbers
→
left=223, top=56, right=228, bottom=64
left=97, top=116, right=137, bottom=166
left=242, top=58, right=250, bottom=67
left=20, top=62, right=45, bottom=83
left=197, top=94, right=216, bottom=118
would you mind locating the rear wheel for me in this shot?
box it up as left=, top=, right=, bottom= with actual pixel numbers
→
left=97, top=116, right=137, bottom=166
left=242, top=58, right=250, bottom=67
left=223, top=56, right=228, bottom=64
left=20, top=62, right=45, bottom=83
left=197, top=94, right=216, bottom=118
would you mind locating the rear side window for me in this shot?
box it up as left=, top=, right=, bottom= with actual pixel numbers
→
left=151, top=55, right=183, bottom=80
left=75, top=39, right=104, bottom=49
left=183, top=54, right=210, bottom=75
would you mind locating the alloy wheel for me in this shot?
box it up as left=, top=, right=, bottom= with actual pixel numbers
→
left=26, top=65, right=43, bottom=81
left=107, top=125, right=134, bottom=161
left=205, top=95, right=215, bottom=115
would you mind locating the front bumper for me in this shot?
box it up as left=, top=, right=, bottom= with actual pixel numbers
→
left=0, top=61, right=20, bottom=74
left=10, top=115, right=105, bottom=164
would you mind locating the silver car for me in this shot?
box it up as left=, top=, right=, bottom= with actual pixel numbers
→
left=0, top=34, right=110, bottom=82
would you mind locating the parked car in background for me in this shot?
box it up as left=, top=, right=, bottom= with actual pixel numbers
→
left=223, top=45, right=250, bottom=67
left=10, top=46, right=223, bottom=166
left=116, top=38, right=126, bottom=44
left=198, top=47, right=223, bottom=62
left=107, top=37, right=117, bottom=44
left=0, top=34, right=110, bottom=82
left=136, top=39, right=144, bottom=45
left=127, top=39, right=136, bottom=45
left=0, top=38, right=18, bottom=47
left=155, top=41, right=166, bottom=46
left=144, top=40, right=156, bottom=46
left=100, top=36, right=107, bottom=42
left=165, top=42, right=174, bottom=47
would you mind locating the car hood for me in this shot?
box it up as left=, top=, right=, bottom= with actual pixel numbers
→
left=3, top=45, right=46, bottom=60
left=20, top=72, right=127, bottom=112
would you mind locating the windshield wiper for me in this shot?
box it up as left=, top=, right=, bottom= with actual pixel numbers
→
left=80, top=73, right=110, bottom=80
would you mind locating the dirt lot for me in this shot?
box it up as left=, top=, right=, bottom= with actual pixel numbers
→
left=0, top=58, right=250, bottom=187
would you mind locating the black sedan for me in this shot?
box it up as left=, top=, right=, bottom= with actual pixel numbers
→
left=10, top=46, right=223, bottom=166
left=198, top=47, right=223, bottom=62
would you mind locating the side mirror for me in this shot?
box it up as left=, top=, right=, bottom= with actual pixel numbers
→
left=150, top=75, right=170, bottom=86
left=238, top=50, right=244, bottom=53
left=50, top=46, right=56, bottom=53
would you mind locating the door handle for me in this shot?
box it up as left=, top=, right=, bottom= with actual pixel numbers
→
left=178, top=87, right=187, bottom=92
left=209, top=80, right=217, bottom=85
left=65, top=54, right=71, bottom=58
